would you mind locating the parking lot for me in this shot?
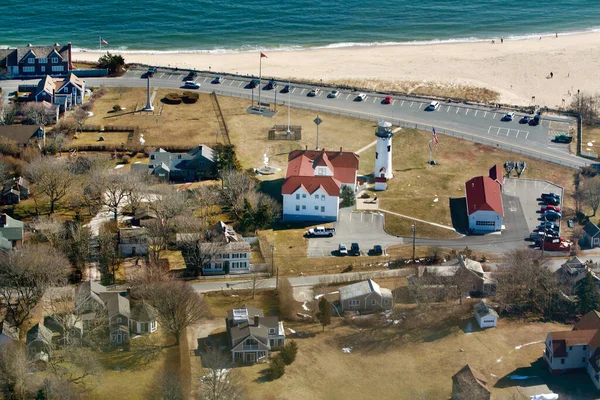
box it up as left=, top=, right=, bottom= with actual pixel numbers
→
left=502, top=178, right=564, bottom=236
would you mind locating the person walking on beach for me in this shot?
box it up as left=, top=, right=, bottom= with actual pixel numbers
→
left=550, top=72, right=553, bottom=78
left=501, top=38, right=504, bottom=44
left=491, top=39, right=495, bottom=44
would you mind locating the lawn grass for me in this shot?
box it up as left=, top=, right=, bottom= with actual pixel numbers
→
left=70, top=130, right=131, bottom=148
left=237, top=310, right=570, bottom=400
left=85, top=88, right=221, bottom=149
left=383, top=213, right=462, bottom=239
left=582, top=125, right=600, bottom=156
left=361, top=128, right=576, bottom=233
left=203, top=289, right=279, bottom=318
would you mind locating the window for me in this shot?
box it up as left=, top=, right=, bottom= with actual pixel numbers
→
left=569, top=346, right=572, bottom=351
left=584, top=345, right=588, bottom=350
left=371, top=299, right=377, bottom=306
left=321, top=195, right=325, bottom=201
left=150, top=155, right=155, bottom=160
left=302, top=205, right=306, bottom=210
left=51, top=65, right=64, bottom=72
left=222, top=254, right=229, bottom=259
left=561, top=359, right=565, bottom=364
left=583, top=357, right=587, bottom=363
left=348, top=300, right=360, bottom=307
left=315, top=206, right=319, bottom=210
left=375, top=152, right=378, bottom=159
left=296, top=194, right=300, bottom=200
left=269, top=338, right=275, bottom=347
left=141, top=322, right=148, bottom=332
left=39, top=58, right=47, bottom=64
left=269, top=328, right=275, bottom=334
left=317, top=167, right=326, bottom=176
left=475, top=221, right=496, bottom=226
left=51, top=57, right=59, bottom=63
left=315, top=195, right=319, bottom=200
left=41, top=66, right=45, bottom=72
left=117, top=316, right=123, bottom=324
left=22, top=66, right=35, bottom=72
left=302, top=193, right=306, bottom=198
left=296, top=205, right=300, bottom=211
left=321, top=206, right=325, bottom=212
left=387, top=145, right=391, bottom=152
left=28, top=58, right=34, bottom=64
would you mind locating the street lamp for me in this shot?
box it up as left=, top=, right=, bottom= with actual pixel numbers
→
left=411, top=223, right=416, bottom=262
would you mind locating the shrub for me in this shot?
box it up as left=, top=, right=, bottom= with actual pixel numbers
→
left=91, top=85, right=108, bottom=99
left=121, top=155, right=131, bottom=164
left=342, top=265, right=353, bottom=273
left=268, top=355, right=285, bottom=380
left=280, top=341, right=298, bottom=365
left=576, top=211, right=589, bottom=225
left=164, top=93, right=182, bottom=104
left=113, top=105, right=122, bottom=112
left=581, top=166, right=598, bottom=178
left=81, top=100, right=95, bottom=112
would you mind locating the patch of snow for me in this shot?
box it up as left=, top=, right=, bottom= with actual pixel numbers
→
left=588, top=142, right=594, bottom=147
left=490, top=373, right=497, bottom=377
left=114, top=164, right=124, bottom=169
left=509, top=375, right=535, bottom=380
left=496, top=357, right=503, bottom=363
left=393, top=320, right=400, bottom=325
left=530, top=395, right=558, bottom=400
left=386, top=319, right=393, bottom=324
left=433, top=198, right=439, bottom=203
left=342, top=347, right=352, bottom=354
left=515, top=340, right=542, bottom=350
left=287, top=328, right=296, bottom=334
left=87, top=111, right=94, bottom=117
left=302, top=301, right=310, bottom=311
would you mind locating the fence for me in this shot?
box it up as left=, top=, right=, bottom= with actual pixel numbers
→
left=209, top=88, right=585, bottom=170
left=72, top=69, right=109, bottom=78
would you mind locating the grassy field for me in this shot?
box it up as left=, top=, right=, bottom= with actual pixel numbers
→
left=357, top=128, right=577, bottom=232
left=85, top=87, right=221, bottom=148
left=70, top=130, right=131, bottom=148
left=582, top=125, right=600, bottom=157
left=203, top=289, right=279, bottom=318
left=237, top=308, right=572, bottom=400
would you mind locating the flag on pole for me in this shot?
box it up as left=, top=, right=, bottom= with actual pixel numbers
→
left=101, top=37, right=109, bottom=45
left=432, top=127, right=439, bottom=147
left=260, top=52, right=267, bottom=58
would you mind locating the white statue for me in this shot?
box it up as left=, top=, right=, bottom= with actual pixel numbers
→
left=263, top=153, right=269, bottom=168
left=139, top=134, right=145, bottom=145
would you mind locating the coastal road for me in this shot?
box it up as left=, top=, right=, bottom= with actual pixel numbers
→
left=0, top=67, right=586, bottom=168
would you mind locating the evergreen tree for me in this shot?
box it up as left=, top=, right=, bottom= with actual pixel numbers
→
left=97, top=52, right=125, bottom=75
left=280, top=341, right=298, bottom=365
left=340, top=185, right=356, bottom=207
left=316, top=297, right=332, bottom=332
left=268, top=355, right=285, bottom=380
left=577, top=271, right=599, bottom=314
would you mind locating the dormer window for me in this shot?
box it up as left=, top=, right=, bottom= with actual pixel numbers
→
left=51, top=57, right=59, bottom=63
left=317, top=167, right=325, bottom=176
left=28, top=58, right=34, bottom=64
left=39, top=58, right=47, bottom=64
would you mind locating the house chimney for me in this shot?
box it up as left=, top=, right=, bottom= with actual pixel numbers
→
left=305, top=145, right=308, bottom=151
left=339, top=147, right=342, bottom=154
left=254, top=315, right=260, bottom=327
left=126, top=287, right=131, bottom=297
left=67, top=42, right=74, bottom=71
left=0, top=214, right=5, bottom=227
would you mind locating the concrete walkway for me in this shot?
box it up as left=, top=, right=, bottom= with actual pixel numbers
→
left=354, top=140, right=377, bottom=155
left=379, top=208, right=460, bottom=232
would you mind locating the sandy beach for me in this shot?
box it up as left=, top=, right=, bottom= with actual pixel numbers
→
left=73, top=32, right=600, bottom=107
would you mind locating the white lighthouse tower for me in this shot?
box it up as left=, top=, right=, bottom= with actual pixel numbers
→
left=374, top=120, right=394, bottom=180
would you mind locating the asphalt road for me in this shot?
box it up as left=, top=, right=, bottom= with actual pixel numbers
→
left=0, top=66, right=586, bottom=168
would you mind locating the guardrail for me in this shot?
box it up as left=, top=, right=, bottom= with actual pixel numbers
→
left=210, top=89, right=585, bottom=169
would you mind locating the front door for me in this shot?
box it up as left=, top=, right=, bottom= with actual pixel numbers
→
left=116, top=333, right=122, bottom=344
left=245, top=352, right=255, bottom=363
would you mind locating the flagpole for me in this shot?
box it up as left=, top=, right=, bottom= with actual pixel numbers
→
left=428, top=140, right=433, bottom=164
left=99, top=36, right=101, bottom=51
left=258, top=52, right=262, bottom=113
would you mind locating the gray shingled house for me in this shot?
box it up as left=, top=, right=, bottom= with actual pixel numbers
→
left=0, top=43, right=73, bottom=77
left=129, top=302, right=159, bottom=335
left=226, top=307, right=285, bottom=363
left=0, top=177, right=30, bottom=205
left=339, top=279, right=393, bottom=313
left=583, top=221, right=600, bottom=248
left=451, top=364, right=491, bottom=400
left=26, top=323, right=53, bottom=361
left=0, top=125, right=45, bottom=148
left=0, top=213, right=24, bottom=248
left=130, top=145, right=216, bottom=182
left=102, top=292, right=130, bottom=344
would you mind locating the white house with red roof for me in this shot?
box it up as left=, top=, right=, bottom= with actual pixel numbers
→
left=282, top=147, right=359, bottom=221
left=465, top=165, right=504, bottom=233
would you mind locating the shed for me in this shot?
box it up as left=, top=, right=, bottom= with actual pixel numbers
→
left=474, top=300, right=498, bottom=329
left=339, top=279, right=392, bottom=313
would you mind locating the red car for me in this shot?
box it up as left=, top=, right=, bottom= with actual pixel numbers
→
left=541, top=205, right=561, bottom=213
left=382, top=96, right=392, bottom=104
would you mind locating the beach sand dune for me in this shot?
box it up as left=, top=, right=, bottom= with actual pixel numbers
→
left=74, top=32, right=600, bottom=107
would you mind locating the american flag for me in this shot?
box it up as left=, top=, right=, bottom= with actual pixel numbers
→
left=432, top=127, right=439, bottom=147
left=260, top=52, right=267, bottom=58
left=100, top=37, right=109, bottom=45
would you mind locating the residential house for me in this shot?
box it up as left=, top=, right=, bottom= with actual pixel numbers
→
left=0, top=125, right=45, bottom=148
left=132, top=205, right=157, bottom=226
left=34, top=73, right=85, bottom=108
left=555, top=257, right=600, bottom=293
left=177, top=221, right=251, bottom=275
left=282, top=147, right=359, bottom=222
left=339, top=279, right=393, bottom=313
left=0, top=213, right=24, bottom=248
left=465, top=165, right=504, bottom=233
left=409, top=256, right=496, bottom=298
left=75, top=280, right=108, bottom=318
left=583, top=221, right=600, bottom=249
left=226, top=306, right=285, bottom=363
left=0, top=177, right=30, bottom=205
left=118, top=227, right=148, bottom=257
left=543, top=310, right=600, bottom=389
left=43, top=314, right=83, bottom=345
left=102, top=292, right=130, bottom=344
left=130, top=145, right=216, bottom=182
left=129, top=302, right=159, bottom=335
left=26, top=322, right=53, bottom=361
left=0, top=43, right=73, bottom=77
left=474, top=300, right=498, bottom=329
left=0, top=320, right=19, bottom=348
left=451, top=364, right=492, bottom=400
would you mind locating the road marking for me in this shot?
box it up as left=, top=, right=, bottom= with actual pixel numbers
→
left=237, top=82, right=242, bottom=87
left=301, top=89, right=306, bottom=95
left=525, top=132, right=529, bottom=139
left=456, top=107, right=460, bottom=114
left=372, top=98, right=376, bottom=103
left=292, top=88, right=296, bottom=93
left=401, top=101, right=404, bottom=106
left=228, top=80, right=234, bottom=86
left=474, top=110, right=478, bottom=117
left=465, top=109, right=469, bottom=115
left=346, top=94, right=351, bottom=100
left=159, top=73, right=165, bottom=78
left=493, top=113, right=497, bottom=119
left=202, top=77, right=208, bottom=83
left=410, top=102, right=414, bottom=107
left=392, top=100, right=396, bottom=105
left=484, top=111, right=487, bottom=118
left=446, top=106, right=450, bottom=112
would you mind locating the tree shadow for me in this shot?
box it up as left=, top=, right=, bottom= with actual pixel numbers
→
left=196, top=332, right=229, bottom=359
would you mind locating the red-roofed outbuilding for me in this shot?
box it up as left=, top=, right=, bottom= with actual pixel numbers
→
left=465, top=167, right=504, bottom=233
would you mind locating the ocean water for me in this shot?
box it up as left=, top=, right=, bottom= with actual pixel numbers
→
left=3, top=0, right=600, bottom=53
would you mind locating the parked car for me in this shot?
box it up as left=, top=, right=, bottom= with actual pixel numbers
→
left=338, top=243, right=348, bottom=256
left=183, top=81, right=200, bottom=89
left=529, top=114, right=541, bottom=126
left=183, top=71, right=197, bottom=81
left=519, top=116, right=531, bottom=124
left=248, top=79, right=260, bottom=89
left=382, top=96, right=393, bottom=104
left=426, top=101, right=440, bottom=111
left=145, top=66, right=157, bottom=77
left=327, top=90, right=340, bottom=98
left=282, top=84, right=292, bottom=93
left=355, top=93, right=367, bottom=101
left=537, top=221, right=559, bottom=230
left=541, top=192, right=560, bottom=201
left=543, top=197, right=561, bottom=206
left=543, top=211, right=562, bottom=221
left=555, top=134, right=573, bottom=143
left=350, top=243, right=360, bottom=256
left=306, top=226, right=336, bottom=237
left=307, top=88, right=321, bottom=97
left=502, top=112, right=515, bottom=121
left=541, top=205, right=561, bottom=213
left=372, top=245, right=383, bottom=256
left=212, top=76, right=224, bottom=84
left=264, top=79, right=275, bottom=90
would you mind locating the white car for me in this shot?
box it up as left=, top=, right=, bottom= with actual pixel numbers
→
left=338, top=243, right=348, bottom=256
left=328, top=90, right=340, bottom=98
left=356, top=93, right=367, bottom=101
left=426, top=101, right=440, bottom=111
left=502, top=112, right=515, bottom=121
left=183, top=81, right=200, bottom=89
left=308, top=88, right=321, bottom=97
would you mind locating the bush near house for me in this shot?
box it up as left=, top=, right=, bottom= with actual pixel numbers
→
left=268, top=355, right=286, bottom=380
left=280, top=341, right=298, bottom=365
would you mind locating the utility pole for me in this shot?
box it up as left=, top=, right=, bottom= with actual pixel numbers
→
left=411, top=223, right=416, bottom=262
left=314, top=115, right=323, bottom=150
left=270, top=242, right=275, bottom=278
left=541, top=216, right=546, bottom=258
left=274, top=81, right=277, bottom=112
left=287, top=81, right=291, bottom=134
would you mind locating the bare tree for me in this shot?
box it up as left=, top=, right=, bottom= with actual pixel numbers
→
left=25, top=157, right=74, bottom=214
left=43, top=289, right=82, bottom=347
left=72, top=107, right=89, bottom=133
left=0, top=342, right=29, bottom=400
left=176, top=217, right=221, bottom=277
left=219, top=170, right=258, bottom=219
left=570, top=92, right=600, bottom=122
left=125, top=172, right=151, bottom=216
left=148, top=370, right=183, bottom=400
left=0, top=245, right=70, bottom=328
left=278, top=278, right=297, bottom=319
left=192, top=184, right=221, bottom=219
left=37, top=377, right=79, bottom=400
left=22, top=103, right=55, bottom=126
left=140, top=279, right=206, bottom=345
left=100, top=173, right=130, bottom=221
left=60, top=221, right=92, bottom=278
left=584, top=177, right=600, bottom=216
left=0, top=103, right=18, bottom=125
left=97, top=228, right=121, bottom=284
left=200, top=348, right=246, bottom=400
left=47, top=344, right=103, bottom=387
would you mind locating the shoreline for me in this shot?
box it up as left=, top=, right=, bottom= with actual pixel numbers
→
left=73, top=31, right=600, bottom=107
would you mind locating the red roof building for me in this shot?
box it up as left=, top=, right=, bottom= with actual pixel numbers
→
left=465, top=166, right=504, bottom=233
